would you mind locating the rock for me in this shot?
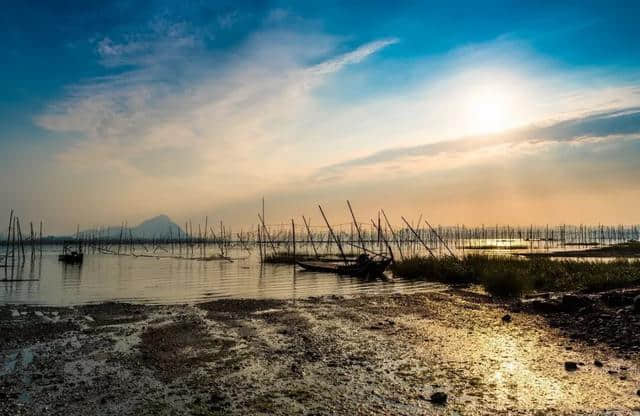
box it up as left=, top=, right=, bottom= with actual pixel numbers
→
left=637, top=389, right=640, bottom=397
left=633, top=295, right=640, bottom=313
left=34, top=311, right=44, bottom=317
left=561, top=294, right=592, bottom=312
left=10, top=309, right=19, bottom=318
left=84, top=315, right=94, bottom=322
left=530, top=299, right=560, bottom=313
left=502, top=314, right=512, bottom=323
left=594, top=360, right=603, bottom=367
left=564, top=361, right=578, bottom=371
left=430, top=392, right=447, bottom=405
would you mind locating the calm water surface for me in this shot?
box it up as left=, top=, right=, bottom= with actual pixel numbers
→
left=0, top=246, right=440, bottom=306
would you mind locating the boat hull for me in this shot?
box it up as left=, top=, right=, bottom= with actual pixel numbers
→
left=58, top=253, right=84, bottom=264
left=297, top=259, right=391, bottom=278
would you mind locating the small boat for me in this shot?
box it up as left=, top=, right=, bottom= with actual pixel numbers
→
left=58, top=244, right=83, bottom=264
left=297, top=255, right=391, bottom=278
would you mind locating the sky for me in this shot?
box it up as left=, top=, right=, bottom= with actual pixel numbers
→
left=1, top=1, right=640, bottom=233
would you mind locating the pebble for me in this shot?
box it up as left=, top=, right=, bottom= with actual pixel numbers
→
left=501, top=314, right=512, bottom=323
left=594, top=360, right=603, bottom=367
left=564, top=361, right=578, bottom=371
left=430, top=392, right=447, bottom=405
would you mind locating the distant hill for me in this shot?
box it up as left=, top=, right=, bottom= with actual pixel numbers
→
left=132, top=215, right=183, bottom=238
left=81, top=215, right=184, bottom=239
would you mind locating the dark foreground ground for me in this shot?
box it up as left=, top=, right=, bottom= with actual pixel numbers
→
left=2, top=290, right=640, bottom=415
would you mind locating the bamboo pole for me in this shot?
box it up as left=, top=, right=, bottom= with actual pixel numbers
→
left=318, top=205, right=348, bottom=264
left=346, top=200, right=365, bottom=249
left=424, top=219, right=458, bottom=261
left=381, top=209, right=403, bottom=260
left=371, top=219, right=394, bottom=262
left=257, top=225, right=263, bottom=262
left=4, top=210, right=12, bottom=268
left=402, top=216, right=435, bottom=258
left=118, top=222, right=124, bottom=255
left=257, top=213, right=277, bottom=254
left=301, top=216, right=318, bottom=257
left=291, top=219, right=296, bottom=264
left=16, top=218, right=25, bottom=260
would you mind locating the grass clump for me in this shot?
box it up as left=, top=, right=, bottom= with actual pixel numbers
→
left=391, top=254, right=640, bottom=298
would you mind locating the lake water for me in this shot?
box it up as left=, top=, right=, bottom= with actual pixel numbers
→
left=0, top=246, right=441, bottom=306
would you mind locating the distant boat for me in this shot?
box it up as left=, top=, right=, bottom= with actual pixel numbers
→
left=297, top=255, right=391, bottom=278
left=58, top=244, right=83, bottom=264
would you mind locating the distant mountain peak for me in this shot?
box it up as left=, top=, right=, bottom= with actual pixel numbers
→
left=133, top=215, right=182, bottom=237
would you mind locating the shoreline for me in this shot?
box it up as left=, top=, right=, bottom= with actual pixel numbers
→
left=2, top=290, right=640, bottom=415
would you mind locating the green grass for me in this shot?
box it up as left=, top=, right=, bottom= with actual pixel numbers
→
left=391, top=254, right=640, bottom=298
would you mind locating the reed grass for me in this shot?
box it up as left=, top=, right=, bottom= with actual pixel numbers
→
left=391, top=254, right=640, bottom=298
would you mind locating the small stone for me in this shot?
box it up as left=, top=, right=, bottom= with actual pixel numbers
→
left=430, top=392, right=447, bottom=405
left=634, top=295, right=640, bottom=313
left=564, top=361, right=578, bottom=371
left=502, top=314, right=512, bottom=323
left=594, top=360, right=603, bottom=367
left=636, top=389, right=640, bottom=396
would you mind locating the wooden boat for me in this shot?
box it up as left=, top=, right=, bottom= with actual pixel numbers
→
left=58, top=252, right=83, bottom=264
left=297, top=257, right=391, bottom=278
left=58, top=244, right=83, bottom=264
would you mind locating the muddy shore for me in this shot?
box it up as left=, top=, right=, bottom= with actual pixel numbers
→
left=2, top=290, right=640, bottom=415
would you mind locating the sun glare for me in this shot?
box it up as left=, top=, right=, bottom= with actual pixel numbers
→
left=464, top=84, right=515, bottom=134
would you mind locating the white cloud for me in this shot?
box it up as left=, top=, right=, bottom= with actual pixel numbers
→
left=33, top=26, right=640, bottom=224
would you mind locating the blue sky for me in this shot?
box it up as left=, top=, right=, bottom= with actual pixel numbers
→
left=1, top=1, right=640, bottom=231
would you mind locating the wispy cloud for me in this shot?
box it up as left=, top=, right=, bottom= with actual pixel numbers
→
left=317, top=107, right=640, bottom=180
left=29, top=12, right=640, bottom=227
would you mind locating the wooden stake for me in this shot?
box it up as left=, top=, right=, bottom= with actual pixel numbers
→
left=318, top=205, right=348, bottom=264
left=402, top=216, right=435, bottom=258
left=381, top=209, right=403, bottom=260
left=424, top=219, right=458, bottom=261
left=301, top=216, right=318, bottom=257
left=4, top=210, right=12, bottom=268
left=346, top=200, right=365, bottom=249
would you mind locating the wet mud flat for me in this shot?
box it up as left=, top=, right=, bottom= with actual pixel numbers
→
left=2, top=291, right=640, bottom=415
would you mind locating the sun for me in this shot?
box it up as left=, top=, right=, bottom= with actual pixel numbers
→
left=464, top=84, right=514, bottom=134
